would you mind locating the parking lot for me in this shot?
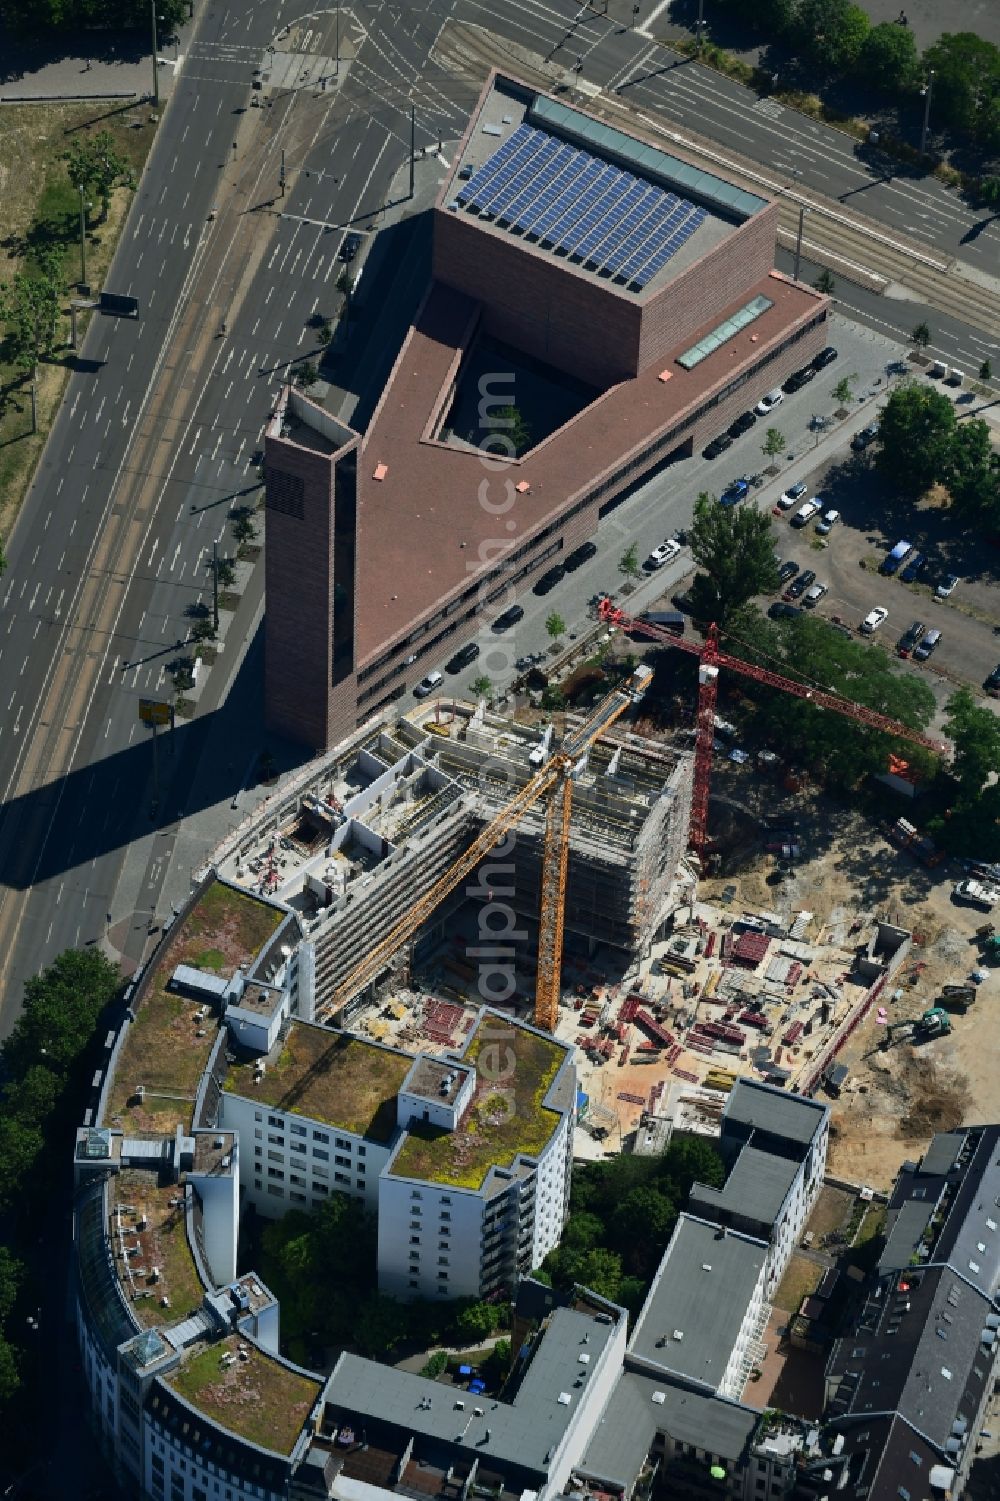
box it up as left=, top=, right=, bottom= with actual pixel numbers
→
left=756, top=390, right=1000, bottom=696
left=420, top=316, right=1000, bottom=713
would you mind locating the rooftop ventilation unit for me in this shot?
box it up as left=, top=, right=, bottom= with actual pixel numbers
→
left=215, top=1136, right=225, bottom=1149
left=672, top=1330, right=684, bottom=1341
left=557, top=1393, right=572, bottom=1406
left=651, top=1391, right=666, bottom=1405
left=702, top=1263, right=712, bottom=1272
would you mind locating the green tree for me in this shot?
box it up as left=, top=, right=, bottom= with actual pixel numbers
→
left=794, top=0, right=869, bottom=75
left=2, top=948, right=120, bottom=1079
left=0, top=1337, right=18, bottom=1405
left=230, top=505, right=257, bottom=546
left=727, top=613, right=937, bottom=787
left=611, top=1186, right=676, bottom=1273
left=688, top=492, right=780, bottom=627
left=0, top=256, right=63, bottom=374
left=545, top=612, right=567, bottom=647
left=660, top=1135, right=726, bottom=1195
left=489, top=404, right=531, bottom=455
left=0, top=1117, right=45, bottom=1208
left=571, top=1247, right=622, bottom=1301
left=832, top=374, right=857, bottom=404
left=0, top=537, right=7, bottom=577
left=814, top=269, right=836, bottom=295
left=470, top=674, right=493, bottom=702
left=354, top=1293, right=410, bottom=1357
left=944, top=689, right=1000, bottom=798
left=208, top=554, right=236, bottom=589
left=875, top=383, right=956, bottom=496
left=483, top=1337, right=511, bottom=1387
left=761, top=427, right=785, bottom=458
left=946, top=420, right=1000, bottom=526
left=562, top=1211, right=606, bottom=1251
left=296, top=361, right=319, bottom=387
left=63, top=130, right=135, bottom=224
left=618, top=543, right=641, bottom=582
left=923, top=33, right=1000, bottom=137
left=854, top=21, right=920, bottom=94
left=455, top=1301, right=498, bottom=1344
left=911, top=322, right=931, bottom=351
left=979, top=179, right=1000, bottom=213
left=981, top=359, right=994, bottom=381
left=189, top=615, right=217, bottom=645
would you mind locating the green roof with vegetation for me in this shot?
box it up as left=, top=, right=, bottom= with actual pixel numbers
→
left=105, top=880, right=285, bottom=1134
left=116, top=1173, right=204, bottom=1330
left=390, top=1018, right=566, bottom=1190
left=168, top=1335, right=319, bottom=1454
left=225, top=1025, right=412, bottom=1143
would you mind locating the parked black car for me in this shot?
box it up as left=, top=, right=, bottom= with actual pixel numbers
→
left=564, top=540, right=598, bottom=572
left=533, top=564, right=566, bottom=596
left=702, top=433, right=733, bottom=460
left=782, top=366, right=816, bottom=394
left=811, top=346, right=838, bottom=370
left=769, top=601, right=803, bottom=620
left=445, top=642, right=480, bottom=673
left=777, top=560, right=800, bottom=585
left=785, top=569, right=816, bottom=600
left=728, top=411, right=757, bottom=438
left=491, top=604, right=525, bottom=632
left=851, top=422, right=880, bottom=452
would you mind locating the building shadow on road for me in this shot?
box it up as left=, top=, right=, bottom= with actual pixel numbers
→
left=0, top=621, right=312, bottom=903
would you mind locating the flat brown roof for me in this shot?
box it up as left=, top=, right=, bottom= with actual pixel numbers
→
left=355, top=270, right=823, bottom=661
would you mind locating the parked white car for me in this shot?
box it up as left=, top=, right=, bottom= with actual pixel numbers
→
left=643, top=540, right=681, bottom=570
left=816, top=508, right=841, bottom=534
left=778, top=481, right=807, bottom=510
left=860, top=607, right=889, bottom=635
left=755, top=388, right=784, bottom=416
left=791, top=499, right=821, bottom=528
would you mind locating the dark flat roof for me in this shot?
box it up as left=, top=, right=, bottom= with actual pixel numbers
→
left=724, top=1077, right=828, bottom=1148
left=690, top=1144, right=799, bottom=1230
left=578, top=1370, right=756, bottom=1485
left=355, top=269, right=824, bottom=662
left=628, top=1216, right=767, bottom=1389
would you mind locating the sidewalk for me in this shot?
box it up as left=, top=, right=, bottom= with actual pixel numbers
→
left=0, top=14, right=193, bottom=101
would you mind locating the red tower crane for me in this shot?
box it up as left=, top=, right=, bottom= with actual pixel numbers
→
left=597, top=598, right=946, bottom=855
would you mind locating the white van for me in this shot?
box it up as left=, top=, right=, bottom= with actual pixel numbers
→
left=414, top=670, right=443, bottom=698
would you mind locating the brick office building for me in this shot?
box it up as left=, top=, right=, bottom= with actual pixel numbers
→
left=264, top=72, right=830, bottom=751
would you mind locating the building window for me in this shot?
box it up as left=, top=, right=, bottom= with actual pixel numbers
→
left=336, top=1138, right=351, bottom=1150
left=290, top=1173, right=305, bottom=1187
left=254, top=1128, right=263, bottom=1139
left=410, top=1251, right=420, bottom=1262
left=254, top=1178, right=262, bottom=1191
left=410, top=1236, right=421, bottom=1245
left=313, top=1165, right=329, bottom=1179
left=411, top=1189, right=421, bottom=1199
left=409, top=1278, right=419, bottom=1289
left=267, top=1150, right=283, bottom=1163
left=437, top=1271, right=448, bottom=1281
left=356, top=1180, right=365, bottom=1191
left=267, top=1115, right=283, bottom=1127
left=313, top=1184, right=328, bottom=1197
left=290, top=1191, right=307, bottom=1203
left=267, top=1133, right=284, bottom=1146
left=441, top=1196, right=451, bottom=1205
left=335, top=1154, right=351, bottom=1167
left=357, top=1145, right=366, bottom=1157
left=290, top=1123, right=306, bottom=1137
left=254, top=1146, right=262, bottom=1158
left=291, top=1141, right=307, bottom=1154
left=313, top=1130, right=329, bottom=1144
left=335, top=1172, right=349, bottom=1185
left=267, top=1167, right=283, bottom=1179
left=313, top=1148, right=329, bottom=1162
left=267, top=1185, right=284, bottom=1197
left=441, top=1212, right=451, bottom=1223
left=438, top=1256, right=449, bottom=1266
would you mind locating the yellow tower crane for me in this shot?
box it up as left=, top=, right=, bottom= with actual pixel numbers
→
left=314, top=663, right=655, bottom=1031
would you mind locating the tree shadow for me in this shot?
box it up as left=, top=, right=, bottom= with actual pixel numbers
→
left=0, top=19, right=149, bottom=85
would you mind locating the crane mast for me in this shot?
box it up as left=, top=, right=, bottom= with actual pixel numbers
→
left=315, top=665, right=653, bottom=1031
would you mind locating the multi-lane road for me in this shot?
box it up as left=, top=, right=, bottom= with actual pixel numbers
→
left=0, top=0, right=997, bottom=1035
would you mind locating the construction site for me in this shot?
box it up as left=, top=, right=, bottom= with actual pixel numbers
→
left=200, top=686, right=980, bottom=1181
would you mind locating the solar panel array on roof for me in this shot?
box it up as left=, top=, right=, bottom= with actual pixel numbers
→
left=455, top=124, right=707, bottom=291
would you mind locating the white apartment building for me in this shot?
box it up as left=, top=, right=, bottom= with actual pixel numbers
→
left=689, top=1077, right=829, bottom=1297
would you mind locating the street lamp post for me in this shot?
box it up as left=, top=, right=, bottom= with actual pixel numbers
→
left=793, top=203, right=809, bottom=283
left=919, top=69, right=935, bottom=157
left=696, top=0, right=705, bottom=52
left=78, top=186, right=88, bottom=286
left=150, top=0, right=160, bottom=106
